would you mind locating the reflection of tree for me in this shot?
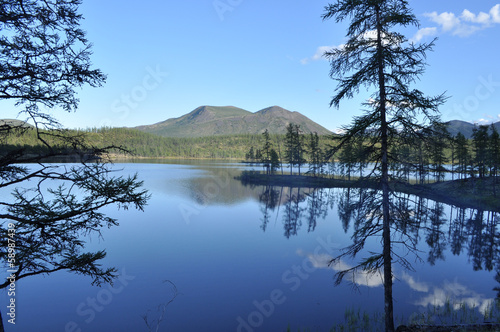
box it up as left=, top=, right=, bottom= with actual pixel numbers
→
left=330, top=188, right=425, bottom=291
left=257, top=185, right=331, bottom=238
left=305, top=188, right=329, bottom=232
left=465, top=210, right=499, bottom=272
left=337, top=188, right=355, bottom=233
left=449, top=207, right=468, bottom=256
left=259, top=186, right=281, bottom=232
left=467, top=210, right=486, bottom=271
left=255, top=181, right=500, bottom=307
left=283, top=188, right=306, bottom=238
left=481, top=211, right=497, bottom=272
left=426, top=202, right=447, bottom=265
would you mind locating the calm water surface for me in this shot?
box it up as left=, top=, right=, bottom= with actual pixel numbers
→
left=3, top=160, right=499, bottom=331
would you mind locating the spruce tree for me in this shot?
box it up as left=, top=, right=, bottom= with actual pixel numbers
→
left=472, top=125, right=489, bottom=178
left=323, top=1, right=446, bottom=330
left=454, top=132, right=469, bottom=180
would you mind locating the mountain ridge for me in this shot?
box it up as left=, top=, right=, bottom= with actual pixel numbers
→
left=445, top=120, right=500, bottom=139
left=134, top=105, right=333, bottom=138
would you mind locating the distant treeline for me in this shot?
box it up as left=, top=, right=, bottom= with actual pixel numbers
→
left=0, top=126, right=330, bottom=160
left=2, top=124, right=499, bottom=186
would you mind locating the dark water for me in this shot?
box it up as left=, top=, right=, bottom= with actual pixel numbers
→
left=2, top=161, right=499, bottom=331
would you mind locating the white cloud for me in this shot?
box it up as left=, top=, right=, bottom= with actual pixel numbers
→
left=474, top=114, right=497, bottom=125
left=425, top=11, right=479, bottom=37
left=422, top=5, right=500, bottom=38
left=461, top=9, right=491, bottom=25
left=476, top=118, right=493, bottom=125
left=301, top=45, right=337, bottom=65
left=303, top=31, right=397, bottom=64
left=492, top=4, right=500, bottom=23
left=411, top=27, right=438, bottom=42
left=425, top=11, right=461, bottom=32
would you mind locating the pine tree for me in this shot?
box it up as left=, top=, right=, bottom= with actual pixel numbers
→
left=489, top=125, right=500, bottom=196
left=454, top=132, right=469, bottom=180
left=308, top=132, right=323, bottom=176
left=285, top=123, right=306, bottom=175
left=285, top=123, right=296, bottom=174
left=261, top=129, right=273, bottom=175
left=338, top=140, right=356, bottom=181
left=472, top=125, right=489, bottom=178
left=322, top=1, right=446, bottom=330
left=270, top=149, right=281, bottom=174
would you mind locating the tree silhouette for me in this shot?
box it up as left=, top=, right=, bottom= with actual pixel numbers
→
left=285, top=123, right=306, bottom=175
left=472, top=125, right=489, bottom=178
left=0, top=0, right=149, bottom=305
left=454, top=133, right=469, bottom=180
left=322, top=1, right=446, bottom=330
left=308, top=132, right=325, bottom=176
left=489, top=125, right=500, bottom=195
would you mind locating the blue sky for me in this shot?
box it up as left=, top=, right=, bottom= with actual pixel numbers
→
left=6, top=0, right=500, bottom=131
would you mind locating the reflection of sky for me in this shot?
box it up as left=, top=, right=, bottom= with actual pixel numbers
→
left=5, top=161, right=499, bottom=331
left=414, top=279, right=494, bottom=315
left=301, top=251, right=495, bottom=315
left=301, top=251, right=385, bottom=288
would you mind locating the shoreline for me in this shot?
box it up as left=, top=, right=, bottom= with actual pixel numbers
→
left=237, top=172, right=500, bottom=212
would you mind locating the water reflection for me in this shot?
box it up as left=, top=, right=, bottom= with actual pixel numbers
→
left=255, top=184, right=500, bottom=314
left=258, top=186, right=333, bottom=238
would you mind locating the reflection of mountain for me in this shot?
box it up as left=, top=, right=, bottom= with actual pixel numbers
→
left=181, top=167, right=261, bottom=206
left=181, top=168, right=327, bottom=207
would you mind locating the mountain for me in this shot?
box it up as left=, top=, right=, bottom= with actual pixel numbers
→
left=0, top=119, right=34, bottom=128
left=444, top=120, right=500, bottom=139
left=134, top=105, right=332, bottom=138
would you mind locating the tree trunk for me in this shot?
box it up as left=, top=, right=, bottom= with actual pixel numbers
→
left=0, top=310, right=4, bottom=332
left=376, top=6, right=395, bottom=332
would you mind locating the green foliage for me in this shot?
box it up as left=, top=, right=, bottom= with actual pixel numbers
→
left=285, top=123, right=307, bottom=175
left=308, top=132, right=325, bottom=176
left=270, top=149, right=280, bottom=174
left=473, top=125, right=490, bottom=178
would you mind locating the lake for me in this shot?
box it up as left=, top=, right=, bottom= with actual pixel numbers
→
left=3, top=160, right=499, bottom=331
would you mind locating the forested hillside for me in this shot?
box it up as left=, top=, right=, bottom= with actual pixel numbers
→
left=0, top=126, right=331, bottom=160
left=2, top=123, right=498, bottom=184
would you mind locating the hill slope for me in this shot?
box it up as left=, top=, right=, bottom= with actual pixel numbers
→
left=134, top=105, right=332, bottom=138
left=445, top=120, right=500, bottom=139
left=0, top=119, right=34, bottom=128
